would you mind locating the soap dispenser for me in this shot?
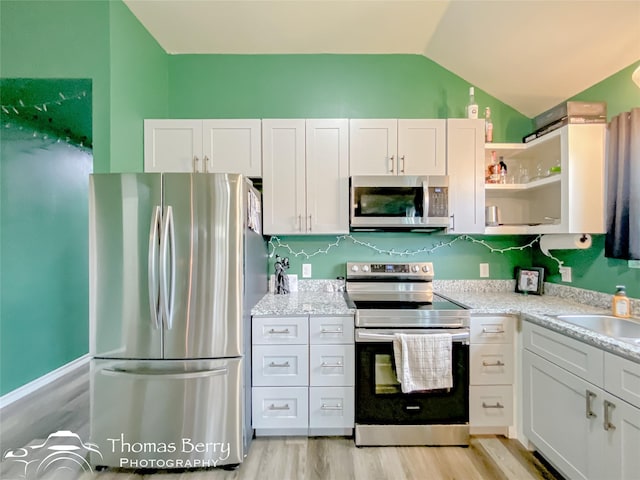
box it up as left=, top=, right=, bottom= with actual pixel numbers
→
left=612, top=285, right=631, bottom=318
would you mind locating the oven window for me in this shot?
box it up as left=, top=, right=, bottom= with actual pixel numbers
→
left=374, top=354, right=401, bottom=394
left=354, top=187, right=423, bottom=217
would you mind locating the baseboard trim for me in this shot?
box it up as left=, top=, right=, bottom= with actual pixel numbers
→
left=0, top=354, right=90, bottom=409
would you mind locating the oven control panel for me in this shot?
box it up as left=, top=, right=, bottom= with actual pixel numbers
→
left=346, top=262, right=433, bottom=279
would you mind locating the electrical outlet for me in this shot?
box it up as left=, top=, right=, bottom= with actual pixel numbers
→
left=629, top=260, right=640, bottom=269
left=479, top=263, right=489, bottom=278
left=302, top=263, right=312, bottom=278
left=559, top=266, right=572, bottom=283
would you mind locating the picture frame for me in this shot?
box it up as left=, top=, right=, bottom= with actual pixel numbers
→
left=514, top=267, right=544, bottom=295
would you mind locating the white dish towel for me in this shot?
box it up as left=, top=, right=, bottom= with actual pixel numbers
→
left=393, top=333, right=453, bottom=393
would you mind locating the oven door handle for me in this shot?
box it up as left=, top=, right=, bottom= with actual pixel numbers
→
left=355, top=330, right=469, bottom=343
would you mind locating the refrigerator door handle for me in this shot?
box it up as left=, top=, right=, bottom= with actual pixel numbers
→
left=148, top=205, right=162, bottom=329
left=160, top=205, right=176, bottom=330
left=100, top=366, right=228, bottom=380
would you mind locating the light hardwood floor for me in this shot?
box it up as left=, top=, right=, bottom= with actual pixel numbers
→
left=1, top=367, right=562, bottom=480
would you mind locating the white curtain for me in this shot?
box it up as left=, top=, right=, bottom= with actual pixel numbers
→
left=605, top=107, right=640, bottom=259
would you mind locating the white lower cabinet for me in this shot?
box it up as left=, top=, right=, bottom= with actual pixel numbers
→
left=252, top=315, right=354, bottom=436
left=469, top=315, right=516, bottom=433
left=523, top=321, right=640, bottom=480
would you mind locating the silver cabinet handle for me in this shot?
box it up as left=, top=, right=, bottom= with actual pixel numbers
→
left=148, top=206, right=162, bottom=329
left=268, top=403, right=290, bottom=411
left=482, top=360, right=505, bottom=367
left=268, top=328, right=291, bottom=335
left=269, top=361, right=290, bottom=368
left=192, top=156, right=199, bottom=172
left=308, top=214, right=312, bottom=232
left=482, top=402, right=504, bottom=409
left=604, top=400, right=616, bottom=431
left=203, top=155, right=209, bottom=173
left=482, top=327, right=505, bottom=334
left=586, top=390, right=598, bottom=419
left=321, top=361, right=343, bottom=368
left=389, top=155, right=395, bottom=173
left=321, top=328, right=343, bottom=334
left=298, top=214, right=302, bottom=232
left=321, top=403, right=343, bottom=411
left=400, top=155, right=405, bottom=173
left=449, top=214, right=455, bottom=231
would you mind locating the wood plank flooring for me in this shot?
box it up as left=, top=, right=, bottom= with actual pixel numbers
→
left=1, top=366, right=563, bottom=480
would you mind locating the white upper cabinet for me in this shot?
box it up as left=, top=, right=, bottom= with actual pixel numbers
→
left=262, top=119, right=349, bottom=235
left=349, top=119, right=446, bottom=176
left=447, top=119, right=485, bottom=234
left=144, top=119, right=262, bottom=176
left=202, top=119, right=262, bottom=176
left=144, top=119, right=203, bottom=173
left=484, top=123, right=606, bottom=234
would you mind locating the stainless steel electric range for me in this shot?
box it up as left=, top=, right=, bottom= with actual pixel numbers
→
left=344, top=261, right=471, bottom=447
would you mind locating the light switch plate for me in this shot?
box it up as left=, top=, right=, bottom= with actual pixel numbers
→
left=628, top=260, right=640, bottom=269
left=479, top=263, right=489, bottom=278
left=302, top=263, right=312, bottom=278
left=559, top=266, right=572, bottom=283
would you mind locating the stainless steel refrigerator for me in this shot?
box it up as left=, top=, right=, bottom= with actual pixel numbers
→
left=89, top=173, right=266, bottom=469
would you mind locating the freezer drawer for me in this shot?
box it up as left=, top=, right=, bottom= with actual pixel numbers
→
left=90, top=358, right=243, bottom=469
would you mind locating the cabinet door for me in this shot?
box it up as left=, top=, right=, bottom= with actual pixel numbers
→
left=447, top=119, right=485, bottom=233
left=144, top=119, right=203, bottom=172
left=523, top=350, right=600, bottom=480
left=262, top=119, right=306, bottom=234
left=202, top=119, right=262, bottom=176
left=349, top=119, right=398, bottom=175
left=398, top=119, right=446, bottom=175
left=305, top=119, right=350, bottom=234
left=599, top=392, right=640, bottom=480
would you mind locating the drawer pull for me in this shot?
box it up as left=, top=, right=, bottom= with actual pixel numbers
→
left=482, top=360, right=505, bottom=367
left=268, top=403, right=290, bottom=411
left=269, top=361, right=290, bottom=368
left=482, top=401, right=504, bottom=409
left=482, top=327, right=505, bottom=334
left=321, top=403, right=343, bottom=411
left=268, top=328, right=291, bottom=335
left=321, top=361, right=343, bottom=368
left=321, top=328, right=343, bottom=334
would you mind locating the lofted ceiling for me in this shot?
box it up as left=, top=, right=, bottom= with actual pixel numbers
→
left=123, top=0, right=640, bottom=118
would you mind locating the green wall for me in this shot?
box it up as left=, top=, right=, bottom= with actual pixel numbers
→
left=534, top=60, right=640, bottom=299
left=0, top=0, right=167, bottom=395
left=167, top=54, right=531, bottom=142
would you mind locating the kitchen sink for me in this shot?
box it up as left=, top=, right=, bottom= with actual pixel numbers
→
left=554, top=314, right=640, bottom=345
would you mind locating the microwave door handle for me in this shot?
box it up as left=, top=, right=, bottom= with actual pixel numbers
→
left=423, top=180, right=429, bottom=220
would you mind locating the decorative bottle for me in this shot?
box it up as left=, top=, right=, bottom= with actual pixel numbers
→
left=612, top=285, right=631, bottom=318
left=466, top=87, right=478, bottom=119
left=485, top=107, right=493, bottom=142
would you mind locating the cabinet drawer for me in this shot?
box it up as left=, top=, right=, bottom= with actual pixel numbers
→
left=469, top=385, right=513, bottom=427
left=252, top=316, right=308, bottom=345
left=523, top=321, right=604, bottom=385
left=470, top=344, right=514, bottom=385
left=252, top=345, right=308, bottom=386
left=470, top=316, right=515, bottom=344
left=604, top=352, right=640, bottom=408
left=309, top=316, right=354, bottom=345
left=309, top=345, right=354, bottom=387
left=309, top=386, right=354, bottom=429
left=252, top=387, right=308, bottom=429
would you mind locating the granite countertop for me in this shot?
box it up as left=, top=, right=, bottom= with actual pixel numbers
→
left=252, top=285, right=640, bottom=363
left=252, top=291, right=354, bottom=316
left=439, top=290, right=640, bottom=363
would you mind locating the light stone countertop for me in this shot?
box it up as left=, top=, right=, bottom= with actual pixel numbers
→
left=251, top=282, right=640, bottom=363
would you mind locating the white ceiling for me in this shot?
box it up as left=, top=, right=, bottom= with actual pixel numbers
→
left=123, top=0, right=640, bottom=117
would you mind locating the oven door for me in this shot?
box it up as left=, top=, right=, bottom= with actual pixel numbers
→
left=355, top=329, right=469, bottom=425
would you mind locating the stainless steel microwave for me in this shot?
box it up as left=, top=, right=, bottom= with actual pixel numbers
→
left=350, top=175, right=450, bottom=231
